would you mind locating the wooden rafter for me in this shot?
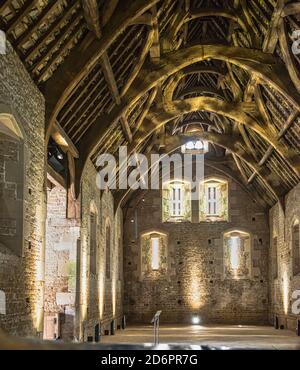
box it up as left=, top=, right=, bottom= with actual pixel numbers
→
left=1, top=0, right=300, bottom=205
left=76, top=43, right=300, bottom=177
left=43, top=0, right=159, bottom=139
left=100, top=52, right=133, bottom=142
left=32, top=13, right=84, bottom=75
left=6, top=0, right=38, bottom=34
left=0, top=0, right=13, bottom=15
left=15, top=1, right=59, bottom=47
left=278, top=17, right=300, bottom=94
left=82, top=0, right=101, bottom=38
left=81, top=0, right=133, bottom=142
left=24, top=1, right=80, bottom=63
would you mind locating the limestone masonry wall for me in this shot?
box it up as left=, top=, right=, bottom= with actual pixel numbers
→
left=124, top=168, right=270, bottom=324
left=44, top=183, right=80, bottom=341
left=269, top=183, right=300, bottom=331
left=79, top=160, right=123, bottom=340
left=0, top=43, right=46, bottom=336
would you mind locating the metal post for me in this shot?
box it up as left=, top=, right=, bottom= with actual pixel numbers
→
left=111, top=319, right=115, bottom=335
left=151, top=311, right=162, bottom=346
left=122, top=315, right=126, bottom=330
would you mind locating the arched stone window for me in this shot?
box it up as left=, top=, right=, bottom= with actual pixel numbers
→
left=272, top=236, right=278, bottom=280
left=0, top=113, right=24, bottom=256
left=89, top=212, right=97, bottom=275
left=140, top=231, right=168, bottom=279
left=105, top=221, right=111, bottom=280
left=200, top=178, right=228, bottom=222
left=0, top=290, right=5, bottom=315
left=162, top=181, right=191, bottom=222
left=0, top=30, right=6, bottom=55
left=181, top=140, right=209, bottom=154
left=224, top=230, right=251, bottom=279
left=118, top=237, right=122, bottom=281
left=292, top=220, right=300, bottom=276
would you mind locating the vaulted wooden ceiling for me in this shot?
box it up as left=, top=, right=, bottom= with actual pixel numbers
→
left=1, top=0, right=300, bottom=207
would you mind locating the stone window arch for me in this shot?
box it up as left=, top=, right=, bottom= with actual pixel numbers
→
left=89, top=201, right=98, bottom=276
left=200, top=177, right=228, bottom=222
left=0, top=112, right=25, bottom=256
left=272, top=235, right=278, bottom=280
left=89, top=212, right=97, bottom=275
left=292, top=219, right=300, bottom=276
left=223, top=230, right=252, bottom=279
left=140, top=231, right=168, bottom=280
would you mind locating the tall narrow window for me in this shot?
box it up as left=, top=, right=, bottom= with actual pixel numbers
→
left=151, top=237, right=160, bottom=270
left=141, top=232, right=168, bottom=279
left=292, top=221, right=300, bottom=276
left=0, top=30, right=6, bottom=55
left=224, top=230, right=251, bottom=279
left=272, top=236, right=278, bottom=279
left=89, top=213, right=97, bottom=275
left=162, top=181, right=191, bottom=222
left=200, top=178, right=228, bottom=222
left=106, top=223, right=111, bottom=279
left=229, top=236, right=240, bottom=270
left=118, top=237, right=122, bottom=281
left=0, top=290, right=6, bottom=315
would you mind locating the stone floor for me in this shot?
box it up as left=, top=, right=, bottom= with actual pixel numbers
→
left=101, top=325, right=300, bottom=350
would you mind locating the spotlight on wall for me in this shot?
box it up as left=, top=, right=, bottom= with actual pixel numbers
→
left=192, top=315, right=201, bottom=325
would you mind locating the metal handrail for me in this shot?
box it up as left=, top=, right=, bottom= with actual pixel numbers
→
left=151, top=310, right=162, bottom=345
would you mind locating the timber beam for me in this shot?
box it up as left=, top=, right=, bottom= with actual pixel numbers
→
left=43, top=0, right=159, bottom=140
left=76, top=44, right=300, bottom=181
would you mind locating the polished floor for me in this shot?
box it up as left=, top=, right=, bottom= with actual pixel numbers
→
left=101, top=325, right=300, bottom=350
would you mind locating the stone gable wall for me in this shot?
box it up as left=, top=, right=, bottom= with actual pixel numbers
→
left=124, top=168, right=270, bottom=324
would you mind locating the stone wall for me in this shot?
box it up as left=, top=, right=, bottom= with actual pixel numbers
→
left=0, top=132, right=24, bottom=255
left=79, top=160, right=123, bottom=340
left=0, top=43, right=45, bottom=336
left=44, top=180, right=80, bottom=341
left=123, top=168, right=270, bottom=324
left=269, top=183, right=300, bottom=331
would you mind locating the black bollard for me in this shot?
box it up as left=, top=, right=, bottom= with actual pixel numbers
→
left=111, top=319, right=116, bottom=335
left=122, top=315, right=126, bottom=330
left=95, top=323, right=101, bottom=343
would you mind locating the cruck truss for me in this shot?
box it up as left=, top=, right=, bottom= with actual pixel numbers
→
left=1, top=0, right=300, bottom=207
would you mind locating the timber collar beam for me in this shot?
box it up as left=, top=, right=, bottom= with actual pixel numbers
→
left=162, top=7, right=258, bottom=50
left=75, top=44, right=300, bottom=184
left=134, top=97, right=300, bottom=174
